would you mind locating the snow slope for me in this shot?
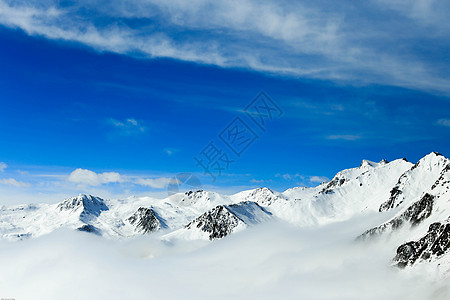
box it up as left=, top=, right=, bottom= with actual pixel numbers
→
left=0, top=156, right=418, bottom=241
left=1, top=152, right=450, bottom=275
left=358, top=152, right=450, bottom=271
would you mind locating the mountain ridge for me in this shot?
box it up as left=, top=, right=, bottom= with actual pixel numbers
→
left=1, top=152, right=450, bottom=273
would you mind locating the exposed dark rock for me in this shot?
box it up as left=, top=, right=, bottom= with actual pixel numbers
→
left=57, top=194, right=108, bottom=222
left=16, top=233, right=31, bottom=239
left=181, top=190, right=210, bottom=205
left=379, top=186, right=403, bottom=212
left=359, top=193, right=434, bottom=239
left=380, top=153, right=448, bottom=212
left=185, top=205, right=241, bottom=240
left=185, top=201, right=271, bottom=240
left=401, top=193, right=434, bottom=226
left=379, top=171, right=409, bottom=212
left=320, top=177, right=347, bottom=195
left=127, top=207, right=162, bottom=234
left=394, top=220, right=450, bottom=268
left=185, top=190, right=203, bottom=196
left=431, top=164, right=450, bottom=190
left=77, top=224, right=100, bottom=235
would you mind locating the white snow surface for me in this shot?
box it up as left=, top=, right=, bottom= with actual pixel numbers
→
left=1, top=152, right=450, bottom=299
left=0, top=157, right=414, bottom=241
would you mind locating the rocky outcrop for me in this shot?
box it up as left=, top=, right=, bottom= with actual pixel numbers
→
left=394, top=219, right=450, bottom=268
left=127, top=207, right=162, bottom=234
left=57, top=194, right=108, bottom=222
left=186, top=205, right=240, bottom=240
left=379, top=152, right=448, bottom=212
left=379, top=186, right=403, bottom=212
left=320, top=177, right=347, bottom=195
left=185, top=201, right=271, bottom=240
left=431, top=163, right=450, bottom=190
left=359, top=193, right=434, bottom=239
left=77, top=224, right=101, bottom=235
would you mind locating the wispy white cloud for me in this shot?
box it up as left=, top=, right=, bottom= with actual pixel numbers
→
left=0, top=0, right=448, bottom=94
left=326, top=134, right=362, bottom=141
left=109, top=118, right=146, bottom=135
left=0, top=162, right=31, bottom=187
left=163, top=148, right=178, bottom=156
left=250, top=178, right=265, bottom=184
left=134, top=177, right=172, bottom=189
left=275, top=173, right=304, bottom=181
left=0, top=178, right=31, bottom=188
left=437, top=119, right=450, bottom=127
left=309, top=176, right=329, bottom=183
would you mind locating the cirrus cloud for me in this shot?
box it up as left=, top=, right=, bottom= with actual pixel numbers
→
left=326, top=135, right=362, bottom=141
left=0, top=0, right=448, bottom=94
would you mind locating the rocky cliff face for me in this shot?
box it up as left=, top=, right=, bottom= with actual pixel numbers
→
left=127, top=207, right=162, bottom=234
left=57, top=194, right=108, bottom=222
left=394, top=219, right=450, bottom=268
left=379, top=152, right=447, bottom=212
left=356, top=153, right=450, bottom=269
left=360, top=193, right=435, bottom=239
left=185, top=205, right=241, bottom=240
left=184, top=201, right=271, bottom=240
left=77, top=224, right=101, bottom=235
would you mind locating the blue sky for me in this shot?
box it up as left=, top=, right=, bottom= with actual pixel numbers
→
left=0, top=0, right=449, bottom=204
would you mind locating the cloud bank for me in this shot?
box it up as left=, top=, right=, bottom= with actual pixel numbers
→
left=0, top=0, right=448, bottom=94
left=0, top=218, right=446, bottom=300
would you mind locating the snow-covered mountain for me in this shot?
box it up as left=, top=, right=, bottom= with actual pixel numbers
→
left=358, top=152, right=450, bottom=269
left=1, top=152, right=450, bottom=273
left=166, top=201, right=272, bottom=240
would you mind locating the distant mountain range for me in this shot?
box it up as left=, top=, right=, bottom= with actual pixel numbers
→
left=1, top=152, right=449, bottom=271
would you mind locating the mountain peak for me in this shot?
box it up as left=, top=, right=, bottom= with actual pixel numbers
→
left=246, top=187, right=282, bottom=205
left=183, top=201, right=271, bottom=240
left=431, top=151, right=443, bottom=156
left=360, top=160, right=377, bottom=167
left=421, top=151, right=444, bottom=160
left=127, top=207, right=162, bottom=234
left=360, top=159, right=390, bottom=168
left=254, top=187, right=274, bottom=194
left=57, top=194, right=108, bottom=218
left=379, top=159, right=389, bottom=165
left=179, top=189, right=223, bottom=209
left=412, top=152, right=448, bottom=170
